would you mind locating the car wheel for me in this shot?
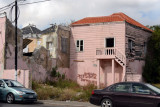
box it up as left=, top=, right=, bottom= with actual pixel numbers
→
left=6, top=93, right=15, bottom=104
left=101, top=98, right=113, bottom=107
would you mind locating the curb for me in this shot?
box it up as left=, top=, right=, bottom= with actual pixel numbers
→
left=43, top=102, right=87, bottom=107
left=35, top=101, right=44, bottom=104
left=41, top=101, right=97, bottom=107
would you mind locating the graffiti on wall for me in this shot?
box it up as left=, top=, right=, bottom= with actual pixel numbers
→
left=77, top=72, right=97, bottom=85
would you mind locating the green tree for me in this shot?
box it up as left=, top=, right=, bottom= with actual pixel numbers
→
left=143, top=25, right=160, bottom=83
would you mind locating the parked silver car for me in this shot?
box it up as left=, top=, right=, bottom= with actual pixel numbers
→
left=0, top=79, right=37, bottom=104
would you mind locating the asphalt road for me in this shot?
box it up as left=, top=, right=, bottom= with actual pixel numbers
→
left=0, top=102, right=65, bottom=107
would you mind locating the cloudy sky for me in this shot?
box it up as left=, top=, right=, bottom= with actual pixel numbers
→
left=0, top=0, right=160, bottom=30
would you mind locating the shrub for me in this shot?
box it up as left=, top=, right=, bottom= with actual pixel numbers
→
left=32, top=81, right=40, bottom=90
left=46, top=79, right=80, bottom=89
left=81, top=84, right=97, bottom=101
left=34, top=84, right=63, bottom=100
left=62, top=74, right=65, bottom=79
left=143, top=26, right=160, bottom=83
left=50, top=67, right=57, bottom=77
left=55, top=79, right=80, bottom=89
left=32, top=80, right=97, bottom=101
left=35, top=85, right=52, bottom=100
left=49, top=87, right=63, bottom=99
left=58, top=88, right=77, bottom=101
left=72, top=84, right=97, bottom=101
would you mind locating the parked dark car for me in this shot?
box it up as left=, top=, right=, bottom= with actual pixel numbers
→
left=0, top=79, right=37, bottom=104
left=90, top=82, right=160, bottom=107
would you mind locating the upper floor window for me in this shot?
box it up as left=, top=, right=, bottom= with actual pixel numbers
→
left=128, top=39, right=133, bottom=53
left=61, top=37, right=68, bottom=53
left=76, top=40, right=84, bottom=52
left=105, top=38, right=115, bottom=48
left=37, top=41, right=41, bottom=46
left=46, top=42, right=53, bottom=50
left=144, top=42, right=147, bottom=54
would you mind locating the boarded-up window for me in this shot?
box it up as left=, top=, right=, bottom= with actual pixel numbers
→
left=61, top=37, right=68, bottom=53
left=76, top=40, right=84, bottom=52
left=128, top=39, right=133, bottom=53
left=144, top=42, right=147, bottom=54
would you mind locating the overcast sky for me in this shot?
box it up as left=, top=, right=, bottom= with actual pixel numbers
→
left=0, top=0, right=160, bottom=30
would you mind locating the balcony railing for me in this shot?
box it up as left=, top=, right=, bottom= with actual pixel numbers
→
left=96, top=48, right=126, bottom=65
left=96, top=48, right=115, bottom=56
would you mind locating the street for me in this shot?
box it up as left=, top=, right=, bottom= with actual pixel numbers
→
left=0, top=101, right=97, bottom=107
left=0, top=102, right=64, bottom=107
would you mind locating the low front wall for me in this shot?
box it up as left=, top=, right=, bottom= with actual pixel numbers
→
left=2, top=69, right=29, bottom=88
left=57, top=68, right=70, bottom=79
left=126, top=74, right=142, bottom=82
left=127, top=60, right=145, bottom=82
left=128, top=60, right=145, bottom=74
left=69, top=59, right=99, bottom=86
left=68, top=59, right=124, bottom=87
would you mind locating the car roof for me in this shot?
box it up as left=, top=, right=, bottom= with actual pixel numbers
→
left=115, top=81, right=147, bottom=85
left=0, top=79, right=14, bottom=81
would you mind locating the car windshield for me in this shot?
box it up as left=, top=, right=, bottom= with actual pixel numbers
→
left=146, top=84, right=160, bottom=94
left=4, top=80, right=24, bottom=87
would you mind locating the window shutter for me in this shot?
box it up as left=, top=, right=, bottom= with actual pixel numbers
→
left=76, top=40, right=79, bottom=51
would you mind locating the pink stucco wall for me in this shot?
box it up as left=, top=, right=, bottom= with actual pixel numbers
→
left=70, top=22, right=126, bottom=86
left=3, top=69, right=29, bottom=88
left=0, top=17, right=6, bottom=78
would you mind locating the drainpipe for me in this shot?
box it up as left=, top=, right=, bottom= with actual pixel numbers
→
left=15, top=0, right=18, bottom=81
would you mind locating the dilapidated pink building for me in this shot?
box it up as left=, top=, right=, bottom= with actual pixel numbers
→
left=69, top=13, right=152, bottom=87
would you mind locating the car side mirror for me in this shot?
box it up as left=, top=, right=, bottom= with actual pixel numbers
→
left=1, top=84, right=5, bottom=88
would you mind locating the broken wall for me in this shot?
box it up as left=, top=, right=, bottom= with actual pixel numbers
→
left=0, top=17, right=6, bottom=78
left=25, top=46, right=53, bottom=82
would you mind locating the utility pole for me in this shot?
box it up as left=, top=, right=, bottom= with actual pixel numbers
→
left=15, top=0, right=18, bottom=81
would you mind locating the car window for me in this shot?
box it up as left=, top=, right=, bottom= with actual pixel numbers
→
left=146, top=84, right=160, bottom=94
left=4, top=80, right=24, bottom=87
left=114, top=83, right=131, bottom=93
left=132, top=83, right=151, bottom=95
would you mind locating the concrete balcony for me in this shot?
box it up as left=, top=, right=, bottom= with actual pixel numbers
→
left=95, top=48, right=126, bottom=66
left=95, top=48, right=115, bottom=59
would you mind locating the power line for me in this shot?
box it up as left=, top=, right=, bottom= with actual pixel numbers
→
left=0, top=0, right=25, bottom=13
left=18, top=0, right=51, bottom=6
left=0, top=3, right=14, bottom=13
left=0, top=6, right=12, bottom=13
left=0, top=2, right=14, bottom=10
left=9, top=4, right=20, bottom=23
left=0, top=0, right=51, bottom=13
